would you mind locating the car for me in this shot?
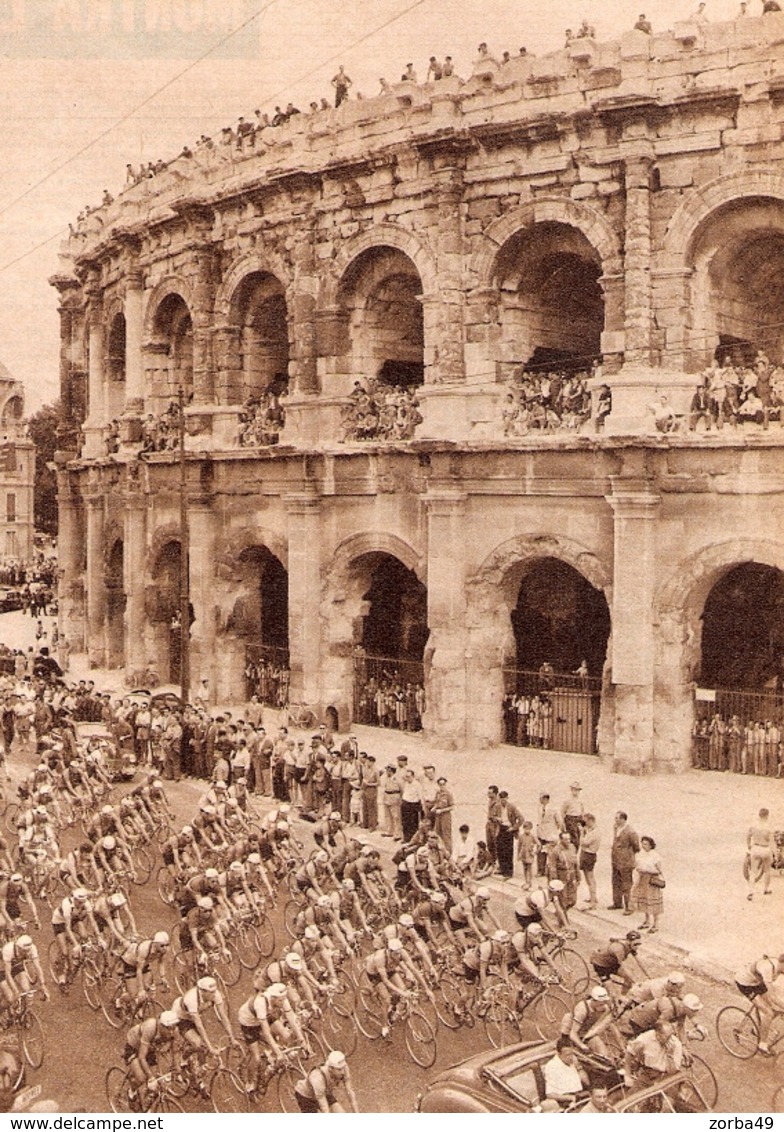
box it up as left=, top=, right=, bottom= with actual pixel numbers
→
left=0, top=588, right=23, bottom=613
left=415, top=1039, right=714, bottom=1114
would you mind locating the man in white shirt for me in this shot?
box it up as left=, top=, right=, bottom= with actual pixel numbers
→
left=541, top=1042, right=589, bottom=1109
left=452, top=824, right=476, bottom=874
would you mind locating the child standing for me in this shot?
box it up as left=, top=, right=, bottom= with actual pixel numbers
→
left=517, top=820, right=537, bottom=889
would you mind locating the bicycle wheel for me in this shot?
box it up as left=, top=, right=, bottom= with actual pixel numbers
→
left=685, top=1051, right=718, bottom=1108
left=133, top=846, right=153, bottom=886
left=173, top=948, right=196, bottom=995
left=354, top=972, right=383, bottom=1039
left=210, top=1067, right=249, bottom=1113
left=100, top=976, right=126, bottom=1029
left=219, top=946, right=242, bottom=988
left=529, top=989, right=571, bottom=1041
left=156, top=865, right=176, bottom=906
left=43, top=870, right=62, bottom=910
left=404, top=1008, right=437, bottom=1068
left=717, top=1004, right=760, bottom=1059
left=551, top=947, right=591, bottom=997
left=105, top=1065, right=134, bottom=1113
left=256, top=911, right=276, bottom=958
left=47, top=939, right=68, bottom=989
left=235, top=924, right=261, bottom=970
left=19, top=1009, right=44, bottom=1069
left=5, top=803, right=18, bottom=835
left=81, top=956, right=104, bottom=1011
left=277, top=1064, right=304, bottom=1113
left=484, top=999, right=520, bottom=1049
left=332, top=970, right=356, bottom=1016
left=284, top=899, right=302, bottom=939
left=433, top=974, right=464, bottom=1031
left=148, top=1091, right=185, bottom=1114
left=322, top=991, right=358, bottom=1058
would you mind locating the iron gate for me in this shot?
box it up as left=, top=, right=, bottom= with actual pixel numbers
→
left=245, top=644, right=290, bottom=707
left=692, top=686, right=784, bottom=775
left=502, top=667, right=602, bottom=755
left=353, top=654, right=425, bottom=731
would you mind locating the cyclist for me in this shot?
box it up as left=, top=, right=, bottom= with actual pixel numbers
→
left=364, top=937, right=420, bottom=1039
left=733, top=953, right=784, bottom=1054
left=294, top=850, right=333, bottom=899
left=329, top=879, right=371, bottom=945
left=161, top=825, right=202, bottom=878
left=411, top=890, right=456, bottom=949
left=313, top=812, right=347, bottom=854
left=448, top=887, right=499, bottom=945
left=59, top=843, right=96, bottom=891
left=237, top=977, right=306, bottom=1091
left=179, top=897, right=231, bottom=967
left=92, top=890, right=139, bottom=949
left=294, top=1049, right=359, bottom=1113
left=345, top=846, right=387, bottom=903
left=170, top=975, right=236, bottom=1060
left=590, top=931, right=645, bottom=991
left=123, top=1010, right=179, bottom=1107
left=292, top=925, right=339, bottom=985
left=397, top=914, right=439, bottom=982
left=92, top=835, right=136, bottom=890
left=191, top=804, right=225, bottom=855
left=509, top=922, right=560, bottom=984
left=560, top=985, right=621, bottom=1058
left=18, top=807, right=59, bottom=864
left=245, top=851, right=276, bottom=904
left=396, top=846, right=439, bottom=899
left=294, top=895, right=349, bottom=953
left=85, top=804, right=131, bottom=851
left=0, top=873, right=38, bottom=934
left=51, top=889, right=104, bottom=964
left=218, top=860, right=256, bottom=918
left=119, top=932, right=170, bottom=1005
left=0, top=935, right=49, bottom=1008
left=264, top=952, right=320, bottom=1015
left=462, top=928, right=512, bottom=991
left=623, top=989, right=705, bottom=1043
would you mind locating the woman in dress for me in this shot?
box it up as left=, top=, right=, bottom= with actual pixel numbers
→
left=431, top=776, right=454, bottom=854
left=632, top=835, right=664, bottom=933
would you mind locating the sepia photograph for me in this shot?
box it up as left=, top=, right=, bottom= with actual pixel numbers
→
left=0, top=0, right=781, bottom=1115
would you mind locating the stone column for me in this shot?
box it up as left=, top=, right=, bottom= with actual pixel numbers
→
left=124, top=267, right=144, bottom=412
left=123, top=490, right=147, bottom=678
left=429, top=166, right=466, bottom=385
left=623, top=154, right=654, bottom=365
left=285, top=490, right=324, bottom=714
left=55, top=465, right=85, bottom=656
left=189, top=501, right=218, bottom=704
left=422, top=489, right=467, bottom=747
left=606, top=475, right=660, bottom=772
left=191, top=242, right=216, bottom=404
left=84, top=286, right=106, bottom=456
left=85, top=483, right=106, bottom=667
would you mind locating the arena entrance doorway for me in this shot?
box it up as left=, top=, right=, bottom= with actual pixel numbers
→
left=502, top=557, right=609, bottom=754
left=351, top=554, right=428, bottom=731
left=234, top=546, right=289, bottom=707
left=692, top=562, right=784, bottom=774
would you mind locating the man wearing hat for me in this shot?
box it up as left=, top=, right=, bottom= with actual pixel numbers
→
left=561, top=782, right=585, bottom=849
left=293, top=1049, right=358, bottom=1113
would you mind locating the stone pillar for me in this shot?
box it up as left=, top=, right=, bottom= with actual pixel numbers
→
left=623, top=154, right=654, bottom=366
left=85, top=484, right=106, bottom=667
left=422, top=489, right=467, bottom=747
left=55, top=465, right=85, bottom=656
left=285, top=491, right=325, bottom=713
left=192, top=243, right=216, bottom=404
left=124, top=267, right=144, bottom=412
left=84, top=288, right=105, bottom=457
left=189, top=501, right=218, bottom=704
left=606, top=475, right=660, bottom=773
left=429, top=166, right=466, bottom=385
left=123, top=491, right=147, bottom=678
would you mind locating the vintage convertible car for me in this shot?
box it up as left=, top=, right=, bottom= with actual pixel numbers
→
left=415, top=1039, right=714, bottom=1114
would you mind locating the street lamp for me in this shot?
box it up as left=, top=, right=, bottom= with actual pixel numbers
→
left=178, top=385, right=190, bottom=705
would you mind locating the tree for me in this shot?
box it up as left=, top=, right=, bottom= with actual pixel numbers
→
left=25, top=401, right=60, bottom=536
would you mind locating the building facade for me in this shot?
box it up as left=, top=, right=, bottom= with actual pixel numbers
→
left=0, top=364, right=35, bottom=566
left=53, top=14, right=784, bottom=772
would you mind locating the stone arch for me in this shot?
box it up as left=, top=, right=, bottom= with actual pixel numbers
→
left=323, top=531, right=426, bottom=599
left=102, top=520, right=125, bottom=571
left=661, top=171, right=784, bottom=264
left=215, top=525, right=289, bottom=577
left=0, top=393, right=23, bottom=427
left=321, top=224, right=438, bottom=309
left=214, top=252, right=292, bottom=322
left=653, top=538, right=784, bottom=770
left=142, top=276, right=195, bottom=339
left=472, top=198, right=623, bottom=289
left=464, top=534, right=612, bottom=749
left=146, top=523, right=182, bottom=575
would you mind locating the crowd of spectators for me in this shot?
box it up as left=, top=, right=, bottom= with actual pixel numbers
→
left=689, top=353, right=784, bottom=431
left=353, top=672, right=425, bottom=732
left=692, top=711, right=783, bottom=775
left=244, top=656, right=290, bottom=708
left=502, top=369, right=594, bottom=436
left=238, top=391, right=286, bottom=448
left=140, top=403, right=183, bottom=453
left=340, top=380, right=423, bottom=442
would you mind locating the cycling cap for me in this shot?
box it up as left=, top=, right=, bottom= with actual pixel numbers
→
left=202, top=805, right=215, bottom=816
left=492, top=929, right=510, bottom=943
left=17, top=936, right=33, bottom=950
left=430, top=891, right=446, bottom=905
left=315, top=850, right=329, bottom=864
left=205, top=868, right=219, bottom=879
left=475, top=887, right=490, bottom=900
left=682, top=994, right=703, bottom=1011
left=181, top=826, right=193, bottom=836
left=197, top=897, right=214, bottom=910
left=341, top=878, right=355, bottom=891
left=548, top=879, right=565, bottom=892
left=399, top=914, right=415, bottom=928
left=10, top=874, right=23, bottom=884
left=387, top=938, right=404, bottom=952
left=285, top=953, right=303, bottom=971
left=73, top=889, right=89, bottom=901
left=266, top=982, right=287, bottom=999
left=317, top=894, right=332, bottom=908
left=197, top=977, right=218, bottom=993
left=214, top=781, right=227, bottom=790
left=361, top=846, right=375, bottom=857
left=101, top=805, right=113, bottom=815
left=159, top=1011, right=179, bottom=1027
left=279, top=803, right=291, bottom=814
left=590, top=986, right=609, bottom=1001
left=152, top=780, right=163, bottom=789
left=248, top=853, right=261, bottom=865
left=666, top=972, right=686, bottom=986
left=277, top=822, right=289, bottom=833
left=102, top=836, right=116, bottom=850
left=329, top=811, right=342, bottom=821
left=326, top=1050, right=347, bottom=1070
left=304, top=926, right=321, bottom=940
left=229, top=861, right=244, bottom=872
left=153, top=931, right=170, bottom=946
left=527, top=922, right=544, bottom=936
left=416, top=847, right=430, bottom=859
